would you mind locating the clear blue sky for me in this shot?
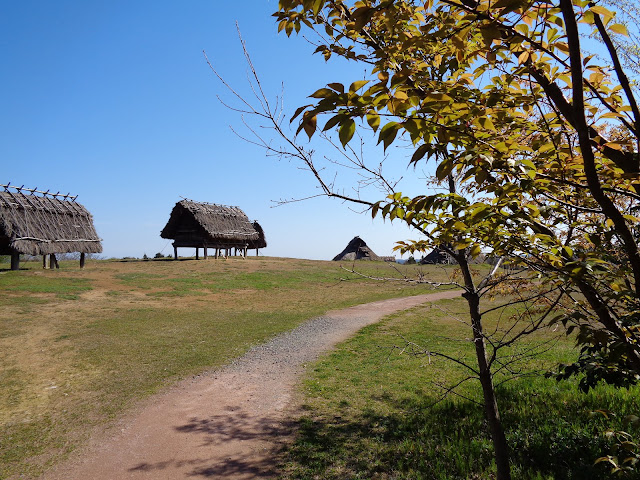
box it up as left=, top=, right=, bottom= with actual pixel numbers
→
left=1, top=1, right=432, bottom=260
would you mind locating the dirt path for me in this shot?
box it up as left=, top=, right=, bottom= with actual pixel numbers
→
left=42, top=289, right=461, bottom=480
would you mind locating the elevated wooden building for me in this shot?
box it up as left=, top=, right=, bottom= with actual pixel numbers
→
left=161, top=200, right=264, bottom=259
left=0, top=184, right=102, bottom=270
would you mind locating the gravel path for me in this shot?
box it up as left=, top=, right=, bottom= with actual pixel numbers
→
left=42, top=289, right=461, bottom=480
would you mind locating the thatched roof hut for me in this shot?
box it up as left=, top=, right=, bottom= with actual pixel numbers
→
left=161, top=200, right=261, bottom=259
left=420, top=247, right=453, bottom=265
left=0, top=185, right=102, bottom=269
left=333, top=236, right=381, bottom=261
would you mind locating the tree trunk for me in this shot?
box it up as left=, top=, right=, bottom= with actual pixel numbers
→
left=464, top=287, right=511, bottom=480
left=456, top=249, right=510, bottom=480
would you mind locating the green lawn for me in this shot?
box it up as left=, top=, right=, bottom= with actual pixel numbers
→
left=0, top=256, right=452, bottom=479
left=278, top=296, right=640, bottom=479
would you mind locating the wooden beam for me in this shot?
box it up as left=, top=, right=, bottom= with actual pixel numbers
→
left=80, top=252, right=86, bottom=269
left=204, top=246, right=208, bottom=259
left=195, top=247, right=199, bottom=260
left=51, top=253, right=59, bottom=269
left=174, top=245, right=178, bottom=260
left=10, top=253, right=20, bottom=270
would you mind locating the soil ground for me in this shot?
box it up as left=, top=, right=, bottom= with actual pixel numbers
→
left=41, top=289, right=461, bottom=480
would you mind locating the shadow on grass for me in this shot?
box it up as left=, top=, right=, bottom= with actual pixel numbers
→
left=279, top=387, right=616, bottom=480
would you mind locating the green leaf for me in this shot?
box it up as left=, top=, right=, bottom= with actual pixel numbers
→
left=477, top=116, right=497, bottom=132
left=327, top=82, right=345, bottom=94
left=609, top=23, right=629, bottom=36
left=322, top=114, right=342, bottom=132
left=339, top=118, right=355, bottom=146
left=377, top=122, right=400, bottom=151
left=366, top=112, right=380, bottom=132
left=311, top=0, right=324, bottom=16
left=290, top=104, right=310, bottom=122
left=349, top=80, right=369, bottom=93
left=435, top=158, right=455, bottom=180
left=309, top=88, right=335, bottom=99
left=411, top=144, right=430, bottom=164
left=371, top=202, right=380, bottom=218
left=589, top=5, right=615, bottom=21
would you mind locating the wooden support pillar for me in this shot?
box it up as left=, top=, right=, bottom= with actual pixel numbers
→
left=10, top=253, right=20, bottom=270
left=43, top=254, right=49, bottom=269
left=195, top=248, right=199, bottom=260
left=51, top=253, right=59, bottom=269
left=243, top=247, right=247, bottom=259
left=255, top=248, right=259, bottom=257
left=215, top=248, right=219, bottom=259
left=204, top=247, right=208, bottom=259
left=80, top=252, right=86, bottom=269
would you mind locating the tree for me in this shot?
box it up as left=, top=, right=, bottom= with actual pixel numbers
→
left=274, top=0, right=640, bottom=439
left=213, top=38, right=567, bottom=480
left=215, top=0, right=640, bottom=476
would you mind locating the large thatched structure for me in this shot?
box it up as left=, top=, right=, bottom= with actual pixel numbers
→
left=0, top=185, right=102, bottom=270
left=161, top=200, right=262, bottom=259
left=333, top=236, right=381, bottom=261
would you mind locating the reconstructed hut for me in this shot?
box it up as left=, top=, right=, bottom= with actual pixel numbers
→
left=0, top=185, right=102, bottom=270
left=420, top=247, right=453, bottom=265
left=160, top=200, right=261, bottom=259
left=332, top=236, right=381, bottom=261
left=246, top=221, right=267, bottom=256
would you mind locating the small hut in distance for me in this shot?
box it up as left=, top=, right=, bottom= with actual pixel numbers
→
left=160, top=200, right=265, bottom=259
left=0, top=184, right=102, bottom=270
left=333, top=236, right=381, bottom=261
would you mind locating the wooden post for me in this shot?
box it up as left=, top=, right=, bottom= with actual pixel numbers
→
left=256, top=248, right=259, bottom=257
left=195, top=248, right=199, bottom=260
left=10, top=253, right=20, bottom=270
left=204, top=247, right=208, bottom=259
left=174, top=245, right=178, bottom=260
left=80, top=253, right=86, bottom=269
left=51, top=253, right=59, bottom=269
left=215, top=248, right=219, bottom=259
left=43, top=255, right=49, bottom=269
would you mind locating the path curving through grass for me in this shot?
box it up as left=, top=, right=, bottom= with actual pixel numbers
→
left=41, top=289, right=462, bottom=480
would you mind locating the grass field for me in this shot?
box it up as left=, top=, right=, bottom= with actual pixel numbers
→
left=0, top=256, right=452, bottom=479
left=278, top=296, right=640, bottom=479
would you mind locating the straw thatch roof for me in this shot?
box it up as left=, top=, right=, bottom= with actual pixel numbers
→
left=247, top=221, right=267, bottom=250
left=420, top=247, right=451, bottom=264
left=0, top=189, right=102, bottom=256
left=333, top=236, right=381, bottom=261
left=160, top=200, right=259, bottom=247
